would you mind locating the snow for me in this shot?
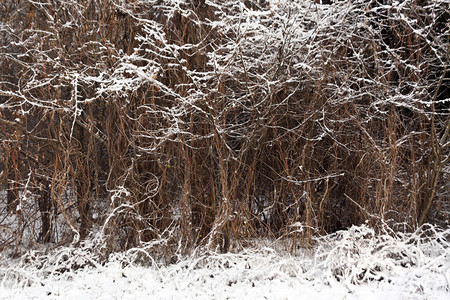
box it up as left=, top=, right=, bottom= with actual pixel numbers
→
left=1, top=225, right=449, bottom=299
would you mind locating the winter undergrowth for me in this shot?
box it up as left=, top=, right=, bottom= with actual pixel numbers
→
left=0, top=224, right=449, bottom=299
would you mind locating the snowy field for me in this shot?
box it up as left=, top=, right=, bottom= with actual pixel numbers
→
left=1, top=225, right=449, bottom=300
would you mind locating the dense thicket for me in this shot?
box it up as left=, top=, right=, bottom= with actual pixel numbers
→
left=0, top=0, right=448, bottom=256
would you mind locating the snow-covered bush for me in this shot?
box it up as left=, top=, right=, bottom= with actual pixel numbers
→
left=0, top=0, right=449, bottom=256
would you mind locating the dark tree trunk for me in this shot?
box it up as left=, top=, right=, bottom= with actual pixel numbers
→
left=38, top=182, right=52, bottom=243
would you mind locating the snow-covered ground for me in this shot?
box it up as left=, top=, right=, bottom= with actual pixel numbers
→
left=1, top=225, right=449, bottom=299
